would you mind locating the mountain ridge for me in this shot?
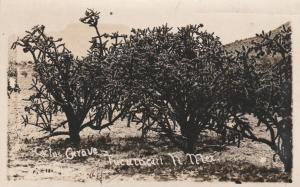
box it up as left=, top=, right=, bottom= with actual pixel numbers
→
left=224, top=22, right=291, bottom=52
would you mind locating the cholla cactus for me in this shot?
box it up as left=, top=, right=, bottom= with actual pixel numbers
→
left=12, top=9, right=130, bottom=145
left=80, top=9, right=100, bottom=27
left=110, top=24, right=231, bottom=153
left=226, top=24, right=292, bottom=173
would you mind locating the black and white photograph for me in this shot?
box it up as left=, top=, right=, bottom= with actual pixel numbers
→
left=1, top=0, right=300, bottom=186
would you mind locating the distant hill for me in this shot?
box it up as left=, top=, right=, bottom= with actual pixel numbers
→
left=224, top=22, right=290, bottom=65
left=224, top=22, right=291, bottom=52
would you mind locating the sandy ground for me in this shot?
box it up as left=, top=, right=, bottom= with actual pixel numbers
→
left=7, top=64, right=291, bottom=183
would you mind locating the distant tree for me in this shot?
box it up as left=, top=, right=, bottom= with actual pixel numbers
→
left=7, top=62, right=21, bottom=98
left=12, top=9, right=129, bottom=145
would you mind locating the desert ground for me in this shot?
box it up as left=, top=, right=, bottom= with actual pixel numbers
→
left=7, top=63, right=291, bottom=183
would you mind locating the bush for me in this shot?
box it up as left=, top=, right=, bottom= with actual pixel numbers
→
left=224, top=25, right=292, bottom=172
left=12, top=9, right=129, bottom=145
left=109, top=24, right=234, bottom=153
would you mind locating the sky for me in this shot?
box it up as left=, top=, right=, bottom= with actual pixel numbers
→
left=1, top=0, right=299, bottom=59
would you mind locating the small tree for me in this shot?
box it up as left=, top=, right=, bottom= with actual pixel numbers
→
left=110, top=24, right=232, bottom=153
left=225, top=24, right=292, bottom=172
left=12, top=9, right=129, bottom=145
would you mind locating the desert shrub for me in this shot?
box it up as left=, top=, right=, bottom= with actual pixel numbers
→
left=109, top=24, right=234, bottom=153
left=252, top=25, right=292, bottom=172
left=224, top=25, right=292, bottom=172
left=12, top=9, right=129, bottom=145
